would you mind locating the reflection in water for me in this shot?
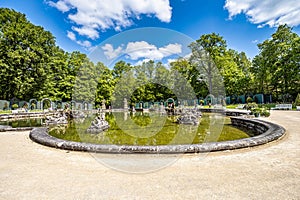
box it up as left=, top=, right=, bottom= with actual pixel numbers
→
left=0, top=118, right=45, bottom=128
left=48, top=112, right=250, bottom=146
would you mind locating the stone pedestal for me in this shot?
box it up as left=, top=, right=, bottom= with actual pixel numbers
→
left=101, top=99, right=106, bottom=109
left=123, top=98, right=128, bottom=110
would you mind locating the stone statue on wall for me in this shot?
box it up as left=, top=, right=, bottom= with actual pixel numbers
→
left=101, top=99, right=106, bottom=109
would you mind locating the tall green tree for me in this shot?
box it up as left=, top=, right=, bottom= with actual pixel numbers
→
left=112, top=61, right=132, bottom=80
left=72, top=58, right=99, bottom=103
left=189, top=33, right=252, bottom=97
left=170, top=58, right=208, bottom=98
left=153, top=62, right=174, bottom=100
left=112, top=69, right=136, bottom=108
left=253, top=25, right=300, bottom=99
left=0, top=8, right=56, bottom=100
left=189, top=33, right=226, bottom=97
left=95, top=62, right=115, bottom=106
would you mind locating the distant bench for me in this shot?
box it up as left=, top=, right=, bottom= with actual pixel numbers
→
left=271, top=104, right=292, bottom=110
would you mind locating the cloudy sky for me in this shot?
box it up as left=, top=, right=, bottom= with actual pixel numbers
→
left=1, top=0, right=300, bottom=64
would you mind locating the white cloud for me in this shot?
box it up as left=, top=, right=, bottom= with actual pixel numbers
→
left=224, top=0, right=300, bottom=27
left=125, top=41, right=164, bottom=60
left=101, top=44, right=123, bottom=60
left=159, top=43, right=182, bottom=57
left=101, top=41, right=182, bottom=63
left=167, top=58, right=177, bottom=64
left=67, top=31, right=76, bottom=41
left=47, top=0, right=71, bottom=12
left=125, top=41, right=182, bottom=60
left=66, top=31, right=92, bottom=48
left=72, top=26, right=100, bottom=40
left=101, top=41, right=182, bottom=61
left=48, top=0, right=172, bottom=39
left=77, top=40, right=92, bottom=48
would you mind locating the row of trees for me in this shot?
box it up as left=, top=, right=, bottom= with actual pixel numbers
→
left=0, top=8, right=299, bottom=106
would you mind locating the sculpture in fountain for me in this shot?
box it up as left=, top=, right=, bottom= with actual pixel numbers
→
left=45, top=111, right=68, bottom=125
left=87, top=113, right=110, bottom=134
left=176, top=108, right=202, bottom=125
left=71, top=110, right=86, bottom=119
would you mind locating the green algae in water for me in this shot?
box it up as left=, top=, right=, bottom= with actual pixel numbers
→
left=48, top=112, right=250, bottom=145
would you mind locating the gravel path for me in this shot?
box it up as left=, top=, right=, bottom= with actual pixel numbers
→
left=0, top=111, right=299, bottom=199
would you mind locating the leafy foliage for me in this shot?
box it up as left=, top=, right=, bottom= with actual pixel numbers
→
left=252, top=25, right=300, bottom=100
left=0, top=8, right=299, bottom=107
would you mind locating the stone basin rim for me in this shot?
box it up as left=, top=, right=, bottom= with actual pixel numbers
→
left=29, top=117, right=286, bottom=154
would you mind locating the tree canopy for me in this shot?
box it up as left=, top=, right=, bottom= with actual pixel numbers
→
left=252, top=25, right=300, bottom=100
left=0, top=8, right=299, bottom=106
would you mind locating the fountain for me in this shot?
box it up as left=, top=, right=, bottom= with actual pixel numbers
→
left=45, top=111, right=68, bottom=125
left=25, top=103, right=285, bottom=154
left=71, top=110, right=86, bottom=119
left=86, top=113, right=110, bottom=134
left=177, top=113, right=199, bottom=125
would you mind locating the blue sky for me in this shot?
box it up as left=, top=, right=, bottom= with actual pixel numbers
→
left=1, top=0, right=300, bottom=64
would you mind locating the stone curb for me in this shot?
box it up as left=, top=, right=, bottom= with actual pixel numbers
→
left=0, top=112, right=53, bottom=120
left=29, top=117, right=285, bottom=154
left=0, top=127, right=34, bottom=132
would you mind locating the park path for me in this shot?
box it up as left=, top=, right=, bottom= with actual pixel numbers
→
left=0, top=111, right=299, bottom=199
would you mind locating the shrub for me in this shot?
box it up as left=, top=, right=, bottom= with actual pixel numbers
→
left=295, top=93, right=300, bottom=106
left=262, top=110, right=270, bottom=117
left=31, top=102, right=36, bottom=109
left=251, top=107, right=270, bottom=117
left=199, top=99, right=204, bottom=105
left=245, top=102, right=258, bottom=110
left=12, top=103, right=19, bottom=109
left=246, top=96, right=253, bottom=103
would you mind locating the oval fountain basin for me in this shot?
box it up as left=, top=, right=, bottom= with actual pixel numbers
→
left=29, top=112, right=285, bottom=153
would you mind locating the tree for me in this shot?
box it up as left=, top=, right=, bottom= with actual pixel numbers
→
left=112, top=69, right=136, bottom=108
left=188, top=33, right=225, bottom=97
left=228, top=50, right=253, bottom=95
left=72, top=58, right=99, bottom=103
left=44, top=47, right=68, bottom=100
left=218, top=49, right=251, bottom=96
left=95, top=62, right=115, bottom=106
left=112, top=61, right=132, bottom=80
left=170, top=58, right=208, bottom=98
left=153, top=62, right=174, bottom=100
left=189, top=33, right=254, bottom=97
left=0, top=8, right=56, bottom=100
left=253, top=25, right=300, bottom=100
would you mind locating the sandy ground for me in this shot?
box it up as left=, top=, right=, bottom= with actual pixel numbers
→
left=0, top=111, right=299, bottom=200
